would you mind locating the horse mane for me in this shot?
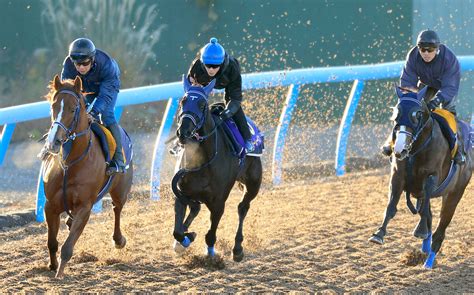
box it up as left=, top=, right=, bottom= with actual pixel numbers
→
left=45, top=75, right=83, bottom=102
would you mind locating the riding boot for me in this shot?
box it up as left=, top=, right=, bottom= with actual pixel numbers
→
left=232, top=108, right=254, bottom=152
left=106, top=123, right=126, bottom=176
left=453, top=138, right=465, bottom=165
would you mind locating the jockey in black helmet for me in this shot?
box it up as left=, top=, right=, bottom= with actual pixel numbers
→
left=381, top=29, right=464, bottom=164
left=39, top=38, right=126, bottom=175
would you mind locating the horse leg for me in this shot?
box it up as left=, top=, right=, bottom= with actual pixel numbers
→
left=233, top=179, right=260, bottom=262
left=414, top=175, right=436, bottom=240
left=45, top=203, right=60, bottom=271
left=369, top=172, right=404, bottom=244
left=173, top=199, right=194, bottom=252
left=56, top=206, right=92, bottom=278
left=205, top=203, right=225, bottom=257
left=425, top=188, right=464, bottom=269
left=109, top=180, right=131, bottom=249
left=183, top=202, right=200, bottom=232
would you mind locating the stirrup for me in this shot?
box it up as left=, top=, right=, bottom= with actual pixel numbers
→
left=106, top=161, right=125, bottom=176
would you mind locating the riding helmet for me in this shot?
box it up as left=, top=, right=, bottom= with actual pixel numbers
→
left=68, top=38, right=96, bottom=62
left=200, top=37, right=225, bottom=65
left=416, top=30, right=440, bottom=48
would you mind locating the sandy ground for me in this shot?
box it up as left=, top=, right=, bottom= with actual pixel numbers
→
left=0, top=130, right=473, bottom=292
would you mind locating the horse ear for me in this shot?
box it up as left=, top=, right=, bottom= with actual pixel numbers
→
left=183, top=74, right=191, bottom=92
left=53, top=74, right=61, bottom=90
left=417, top=86, right=428, bottom=101
left=203, top=79, right=216, bottom=96
left=73, top=76, right=83, bottom=92
left=394, top=85, right=404, bottom=98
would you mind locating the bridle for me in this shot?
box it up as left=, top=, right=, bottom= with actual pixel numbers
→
left=51, top=89, right=91, bottom=145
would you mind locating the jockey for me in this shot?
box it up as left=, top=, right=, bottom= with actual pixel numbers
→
left=187, top=37, right=254, bottom=153
left=53, top=38, right=124, bottom=175
left=381, top=29, right=465, bottom=164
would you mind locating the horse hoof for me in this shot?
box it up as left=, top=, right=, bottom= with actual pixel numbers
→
left=173, top=237, right=191, bottom=254
left=206, top=246, right=217, bottom=257
left=48, top=263, right=58, bottom=271
left=233, top=250, right=244, bottom=262
left=368, top=235, right=384, bottom=245
left=114, top=236, right=127, bottom=249
left=413, top=231, right=429, bottom=240
left=424, top=251, right=436, bottom=269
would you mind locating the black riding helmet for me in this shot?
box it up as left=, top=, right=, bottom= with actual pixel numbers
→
left=416, top=30, right=440, bottom=48
left=68, top=38, right=96, bottom=63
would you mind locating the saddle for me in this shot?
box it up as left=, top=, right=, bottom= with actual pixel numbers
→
left=210, top=103, right=264, bottom=158
left=90, top=122, right=133, bottom=166
left=431, top=109, right=471, bottom=158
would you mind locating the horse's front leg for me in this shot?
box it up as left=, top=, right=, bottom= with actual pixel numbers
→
left=369, top=170, right=404, bottom=244
left=205, top=203, right=225, bottom=257
left=414, top=175, right=437, bottom=241
left=183, top=202, right=200, bottom=232
left=425, top=187, right=464, bottom=268
left=45, top=202, right=60, bottom=271
left=173, top=199, right=195, bottom=253
left=56, top=205, right=92, bottom=278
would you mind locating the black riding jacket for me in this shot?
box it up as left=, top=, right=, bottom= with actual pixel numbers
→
left=187, top=53, right=243, bottom=114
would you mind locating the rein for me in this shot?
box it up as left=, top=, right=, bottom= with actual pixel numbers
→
left=172, top=117, right=221, bottom=206
left=404, top=112, right=457, bottom=214
left=50, top=89, right=93, bottom=219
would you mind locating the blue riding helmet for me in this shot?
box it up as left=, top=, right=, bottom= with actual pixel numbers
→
left=69, top=38, right=96, bottom=63
left=200, top=37, right=225, bottom=65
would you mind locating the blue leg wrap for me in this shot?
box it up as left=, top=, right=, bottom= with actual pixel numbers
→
left=421, top=232, right=432, bottom=253
left=207, top=246, right=216, bottom=257
left=424, top=251, right=436, bottom=269
left=181, top=236, right=191, bottom=248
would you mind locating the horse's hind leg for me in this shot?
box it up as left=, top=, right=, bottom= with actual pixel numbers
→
left=369, top=171, right=404, bottom=244
left=56, top=206, right=92, bottom=278
left=45, top=203, right=60, bottom=271
left=426, top=189, right=464, bottom=268
left=109, top=175, right=132, bottom=249
left=233, top=162, right=262, bottom=262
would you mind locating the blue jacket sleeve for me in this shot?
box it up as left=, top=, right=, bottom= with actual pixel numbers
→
left=400, top=48, right=418, bottom=89
left=61, top=57, right=77, bottom=81
left=436, top=54, right=460, bottom=104
left=93, top=60, right=120, bottom=114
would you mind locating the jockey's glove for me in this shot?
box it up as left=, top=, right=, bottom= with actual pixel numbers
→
left=219, top=109, right=233, bottom=120
left=427, top=97, right=441, bottom=111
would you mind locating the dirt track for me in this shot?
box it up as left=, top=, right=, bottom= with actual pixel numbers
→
left=1, top=166, right=473, bottom=292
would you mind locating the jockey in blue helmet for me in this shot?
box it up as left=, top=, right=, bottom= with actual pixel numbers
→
left=381, top=29, right=464, bottom=164
left=185, top=37, right=254, bottom=152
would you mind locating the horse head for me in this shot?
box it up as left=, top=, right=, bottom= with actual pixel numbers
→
left=177, top=76, right=216, bottom=144
left=45, top=75, right=86, bottom=155
left=391, top=85, right=429, bottom=160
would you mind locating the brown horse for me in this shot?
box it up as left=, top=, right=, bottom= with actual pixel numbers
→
left=42, top=75, right=133, bottom=278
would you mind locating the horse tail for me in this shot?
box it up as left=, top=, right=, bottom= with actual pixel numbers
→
left=171, top=169, right=197, bottom=206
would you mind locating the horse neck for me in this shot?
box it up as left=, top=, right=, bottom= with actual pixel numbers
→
left=411, top=116, right=435, bottom=153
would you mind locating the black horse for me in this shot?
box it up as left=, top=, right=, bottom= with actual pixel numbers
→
left=369, top=86, right=473, bottom=268
left=172, top=77, right=263, bottom=261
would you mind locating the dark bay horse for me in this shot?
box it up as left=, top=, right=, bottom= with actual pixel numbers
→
left=369, top=86, right=472, bottom=268
left=172, top=77, right=262, bottom=262
left=42, top=75, right=133, bottom=278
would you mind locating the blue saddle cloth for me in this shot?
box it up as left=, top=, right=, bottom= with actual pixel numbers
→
left=457, top=120, right=472, bottom=154
left=210, top=104, right=264, bottom=159
left=90, top=123, right=133, bottom=167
